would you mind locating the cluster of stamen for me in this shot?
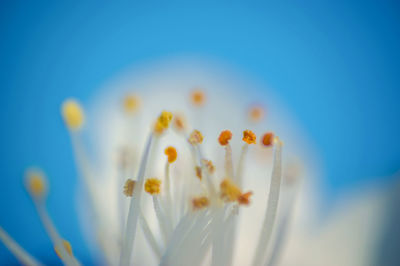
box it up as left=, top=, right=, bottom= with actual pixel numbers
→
left=0, top=88, right=286, bottom=266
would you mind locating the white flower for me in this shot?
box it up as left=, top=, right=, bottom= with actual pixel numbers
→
left=0, top=58, right=392, bottom=266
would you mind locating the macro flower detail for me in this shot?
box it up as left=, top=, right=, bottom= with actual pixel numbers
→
left=0, top=86, right=292, bottom=266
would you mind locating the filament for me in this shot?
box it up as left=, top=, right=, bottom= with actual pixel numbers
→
left=119, top=134, right=153, bottom=266
left=0, top=226, right=43, bottom=266
left=252, top=137, right=283, bottom=266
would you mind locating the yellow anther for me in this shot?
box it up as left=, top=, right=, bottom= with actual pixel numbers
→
left=192, top=196, right=210, bottom=210
left=218, top=130, right=232, bottom=146
left=61, top=99, right=84, bottom=130
left=262, top=132, right=274, bottom=147
left=26, top=169, right=47, bottom=199
left=190, top=89, right=206, bottom=107
left=173, top=113, right=187, bottom=132
left=201, top=159, right=215, bottom=174
left=54, top=239, right=73, bottom=259
left=242, top=130, right=256, bottom=144
left=248, top=105, right=264, bottom=122
left=123, top=179, right=136, bottom=197
left=164, top=146, right=177, bottom=163
left=123, top=94, right=141, bottom=114
left=188, top=130, right=204, bottom=145
left=195, top=166, right=202, bottom=180
left=238, top=191, right=253, bottom=205
left=220, top=178, right=242, bottom=202
left=145, top=178, right=161, bottom=195
left=154, top=111, right=173, bottom=134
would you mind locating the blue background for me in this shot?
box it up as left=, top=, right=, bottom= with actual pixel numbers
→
left=0, top=1, right=399, bottom=264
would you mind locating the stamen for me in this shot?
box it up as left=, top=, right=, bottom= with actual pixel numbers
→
left=61, top=99, right=84, bottom=131
left=218, top=130, right=232, bottom=146
left=219, top=178, right=241, bottom=202
left=139, top=211, right=162, bottom=258
left=0, top=226, right=43, bottom=266
left=154, top=111, right=173, bottom=134
left=164, top=155, right=175, bottom=226
left=25, top=169, right=47, bottom=200
left=262, top=132, right=274, bottom=147
left=152, top=195, right=172, bottom=243
left=145, top=178, right=161, bottom=195
left=164, top=146, right=177, bottom=164
left=25, top=169, right=78, bottom=266
left=120, top=134, right=153, bottom=266
left=54, top=239, right=73, bottom=259
left=172, top=113, right=187, bottom=133
left=201, top=159, right=215, bottom=174
left=190, top=89, right=206, bottom=107
left=123, top=94, right=141, bottom=114
left=238, top=191, right=253, bottom=205
left=195, top=166, right=202, bottom=180
left=252, top=136, right=283, bottom=266
left=242, top=130, right=257, bottom=144
left=188, top=130, right=204, bottom=145
left=123, top=179, right=136, bottom=197
left=191, top=196, right=210, bottom=210
left=248, top=105, right=264, bottom=122
left=219, top=130, right=234, bottom=179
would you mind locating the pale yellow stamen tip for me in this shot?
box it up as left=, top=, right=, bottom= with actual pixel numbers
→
left=220, top=178, right=241, bottom=202
left=218, top=130, right=232, bottom=146
left=164, top=146, right=177, bottom=163
left=190, top=89, right=206, bottom=107
left=26, top=169, right=47, bottom=198
left=188, top=130, right=204, bottom=145
left=154, top=111, right=173, bottom=134
left=54, top=239, right=73, bottom=259
left=243, top=130, right=256, bottom=144
left=123, top=179, right=136, bottom=197
left=61, top=99, right=84, bottom=130
left=192, top=196, right=210, bottom=210
left=123, top=94, right=141, bottom=113
left=144, top=178, right=161, bottom=195
left=248, top=105, right=264, bottom=122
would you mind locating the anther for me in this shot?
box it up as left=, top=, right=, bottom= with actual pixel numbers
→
left=238, top=191, right=253, bottom=205
left=201, top=159, right=215, bottom=174
left=164, top=146, right=177, bottom=163
left=262, top=132, right=274, bottom=147
left=248, top=105, right=264, bottom=122
left=61, top=99, right=84, bottom=130
left=220, top=178, right=241, bottom=202
left=25, top=169, right=47, bottom=199
left=54, top=240, right=73, bottom=259
left=123, top=179, right=136, bottom=197
left=218, top=130, right=232, bottom=146
left=195, top=166, right=202, bottom=180
left=243, top=130, right=256, bottom=144
left=190, top=89, right=206, bottom=107
left=154, top=111, right=173, bottom=134
left=145, top=178, right=161, bottom=195
left=188, top=130, right=204, bottom=145
left=192, top=196, right=210, bottom=210
left=123, top=94, right=141, bottom=114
